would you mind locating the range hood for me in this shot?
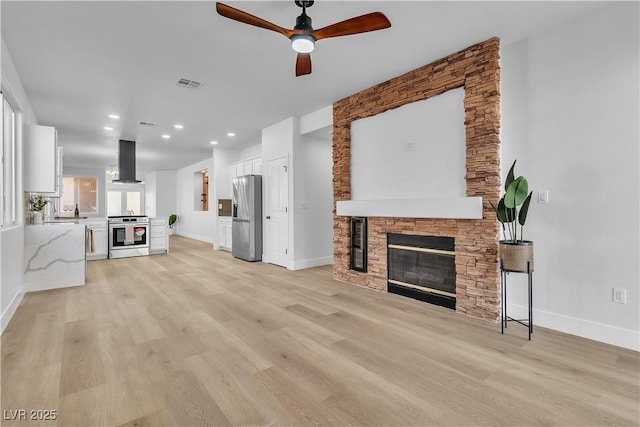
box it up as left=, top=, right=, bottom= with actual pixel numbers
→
left=111, top=139, right=143, bottom=184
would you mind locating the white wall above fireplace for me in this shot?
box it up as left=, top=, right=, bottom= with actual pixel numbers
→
left=336, top=197, right=483, bottom=219
left=350, top=88, right=466, bottom=200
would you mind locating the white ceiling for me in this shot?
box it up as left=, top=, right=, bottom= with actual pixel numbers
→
left=1, top=1, right=607, bottom=175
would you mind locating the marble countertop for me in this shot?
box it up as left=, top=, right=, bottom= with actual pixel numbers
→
left=24, top=223, right=86, bottom=291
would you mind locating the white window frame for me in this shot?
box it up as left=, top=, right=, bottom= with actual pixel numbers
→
left=1, top=92, right=17, bottom=227
left=106, top=185, right=145, bottom=216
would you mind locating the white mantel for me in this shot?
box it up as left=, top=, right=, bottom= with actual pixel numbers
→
left=336, top=197, right=483, bottom=219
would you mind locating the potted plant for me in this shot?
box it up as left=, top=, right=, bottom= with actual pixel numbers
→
left=490, top=160, right=534, bottom=272
left=168, top=214, right=177, bottom=235
left=29, top=193, right=49, bottom=224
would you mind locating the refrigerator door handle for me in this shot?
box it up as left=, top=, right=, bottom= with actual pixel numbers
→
left=233, top=204, right=238, bottom=218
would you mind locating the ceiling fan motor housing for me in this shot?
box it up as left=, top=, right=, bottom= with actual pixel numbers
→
left=294, top=1, right=314, bottom=9
left=294, top=9, right=313, bottom=32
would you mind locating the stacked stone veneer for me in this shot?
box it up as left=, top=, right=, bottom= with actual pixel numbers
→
left=332, top=38, right=501, bottom=321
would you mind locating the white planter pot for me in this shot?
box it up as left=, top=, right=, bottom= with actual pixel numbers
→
left=32, top=211, right=43, bottom=224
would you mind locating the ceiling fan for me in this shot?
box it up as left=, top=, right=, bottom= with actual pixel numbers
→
left=216, top=1, right=391, bottom=77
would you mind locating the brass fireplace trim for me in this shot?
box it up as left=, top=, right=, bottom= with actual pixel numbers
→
left=387, top=244, right=454, bottom=257
left=388, top=279, right=456, bottom=298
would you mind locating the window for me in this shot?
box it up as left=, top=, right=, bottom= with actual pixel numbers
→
left=108, top=189, right=142, bottom=216
left=1, top=93, right=17, bottom=227
left=61, top=177, right=98, bottom=214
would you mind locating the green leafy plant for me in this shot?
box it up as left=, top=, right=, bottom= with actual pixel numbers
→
left=168, top=214, right=177, bottom=229
left=490, top=160, right=533, bottom=243
left=29, top=193, right=48, bottom=212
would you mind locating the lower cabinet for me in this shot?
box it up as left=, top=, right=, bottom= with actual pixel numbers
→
left=84, top=219, right=108, bottom=260
left=217, top=217, right=232, bottom=251
left=150, top=218, right=169, bottom=254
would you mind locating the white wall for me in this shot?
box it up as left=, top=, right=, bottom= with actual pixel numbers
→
left=1, top=39, right=36, bottom=332
left=144, top=170, right=176, bottom=218
left=501, top=2, right=639, bottom=350
left=262, top=112, right=334, bottom=270
left=351, top=88, right=466, bottom=200
left=144, top=171, right=157, bottom=217
left=293, top=134, right=334, bottom=269
left=176, top=157, right=215, bottom=243
left=240, top=143, right=262, bottom=161
left=299, top=105, right=332, bottom=135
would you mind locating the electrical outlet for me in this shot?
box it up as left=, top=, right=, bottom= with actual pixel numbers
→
left=613, top=287, right=627, bottom=304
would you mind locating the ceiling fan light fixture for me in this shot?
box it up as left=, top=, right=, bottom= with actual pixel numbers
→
left=291, top=34, right=315, bottom=53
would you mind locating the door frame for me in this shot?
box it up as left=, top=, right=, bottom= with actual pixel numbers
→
left=263, top=154, right=290, bottom=268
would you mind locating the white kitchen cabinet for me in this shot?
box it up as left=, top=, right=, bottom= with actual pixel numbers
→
left=24, top=124, right=63, bottom=194
left=229, top=158, right=262, bottom=195
left=84, top=219, right=108, bottom=260
left=252, top=158, right=262, bottom=175
left=241, top=160, right=253, bottom=176
left=225, top=218, right=232, bottom=249
left=229, top=164, right=237, bottom=197
left=150, top=217, right=169, bottom=254
left=217, top=217, right=232, bottom=251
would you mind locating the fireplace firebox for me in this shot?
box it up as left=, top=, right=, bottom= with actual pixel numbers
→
left=387, top=233, right=455, bottom=309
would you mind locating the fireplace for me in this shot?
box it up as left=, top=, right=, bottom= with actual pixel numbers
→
left=387, top=233, right=455, bottom=309
left=333, top=38, right=501, bottom=321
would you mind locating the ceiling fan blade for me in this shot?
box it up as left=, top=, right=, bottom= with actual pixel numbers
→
left=313, top=12, right=391, bottom=40
left=296, top=53, right=312, bottom=77
left=216, top=3, right=293, bottom=38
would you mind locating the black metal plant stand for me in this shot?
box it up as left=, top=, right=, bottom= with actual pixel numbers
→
left=501, top=261, right=533, bottom=340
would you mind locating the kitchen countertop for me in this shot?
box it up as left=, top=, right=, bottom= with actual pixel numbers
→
left=24, top=222, right=86, bottom=291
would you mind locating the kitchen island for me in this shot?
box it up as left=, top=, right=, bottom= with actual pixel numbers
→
left=24, top=223, right=86, bottom=292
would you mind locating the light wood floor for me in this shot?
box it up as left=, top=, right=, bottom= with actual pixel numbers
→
left=2, top=236, right=638, bottom=427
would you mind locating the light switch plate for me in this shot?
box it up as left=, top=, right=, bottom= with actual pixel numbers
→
left=538, top=190, right=549, bottom=204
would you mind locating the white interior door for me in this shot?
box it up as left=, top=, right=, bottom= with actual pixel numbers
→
left=265, top=156, right=289, bottom=267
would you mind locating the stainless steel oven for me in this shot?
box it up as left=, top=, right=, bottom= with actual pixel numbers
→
left=108, top=216, right=150, bottom=259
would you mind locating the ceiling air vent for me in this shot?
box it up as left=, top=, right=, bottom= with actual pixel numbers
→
left=138, top=121, right=157, bottom=127
left=177, top=78, right=204, bottom=89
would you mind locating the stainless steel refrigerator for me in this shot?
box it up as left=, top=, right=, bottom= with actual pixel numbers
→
left=232, top=175, right=262, bottom=261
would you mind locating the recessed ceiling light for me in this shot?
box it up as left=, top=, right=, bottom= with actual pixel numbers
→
left=210, top=141, right=218, bottom=145
left=108, top=114, right=120, bottom=119
left=104, top=126, right=113, bottom=131
left=174, top=124, right=184, bottom=129
left=227, top=132, right=235, bottom=137
left=161, top=134, right=171, bottom=139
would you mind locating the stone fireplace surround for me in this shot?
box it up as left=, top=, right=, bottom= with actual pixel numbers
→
left=332, top=38, right=501, bottom=322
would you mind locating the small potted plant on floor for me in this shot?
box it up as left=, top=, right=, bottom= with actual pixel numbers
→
left=490, top=160, right=534, bottom=272
left=29, top=193, right=48, bottom=224
left=168, top=214, right=177, bottom=235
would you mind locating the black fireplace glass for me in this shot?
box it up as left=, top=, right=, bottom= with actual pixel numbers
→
left=350, top=217, right=367, bottom=272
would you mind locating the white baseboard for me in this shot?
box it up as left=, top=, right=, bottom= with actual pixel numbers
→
left=291, top=256, right=334, bottom=271
left=507, top=303, right=639, bottom=352
left=176, top=232, right=215, bottom=244
left=1, top=286, right=24, bottom=334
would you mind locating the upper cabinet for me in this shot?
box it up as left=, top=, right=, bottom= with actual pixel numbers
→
left=229, top=157, right=262, bottom=179
left=229, top=157, right=262, bottom=199
left=24, top=124, right=63, bottom=195
left=252, top=158, right=262, bottom=175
